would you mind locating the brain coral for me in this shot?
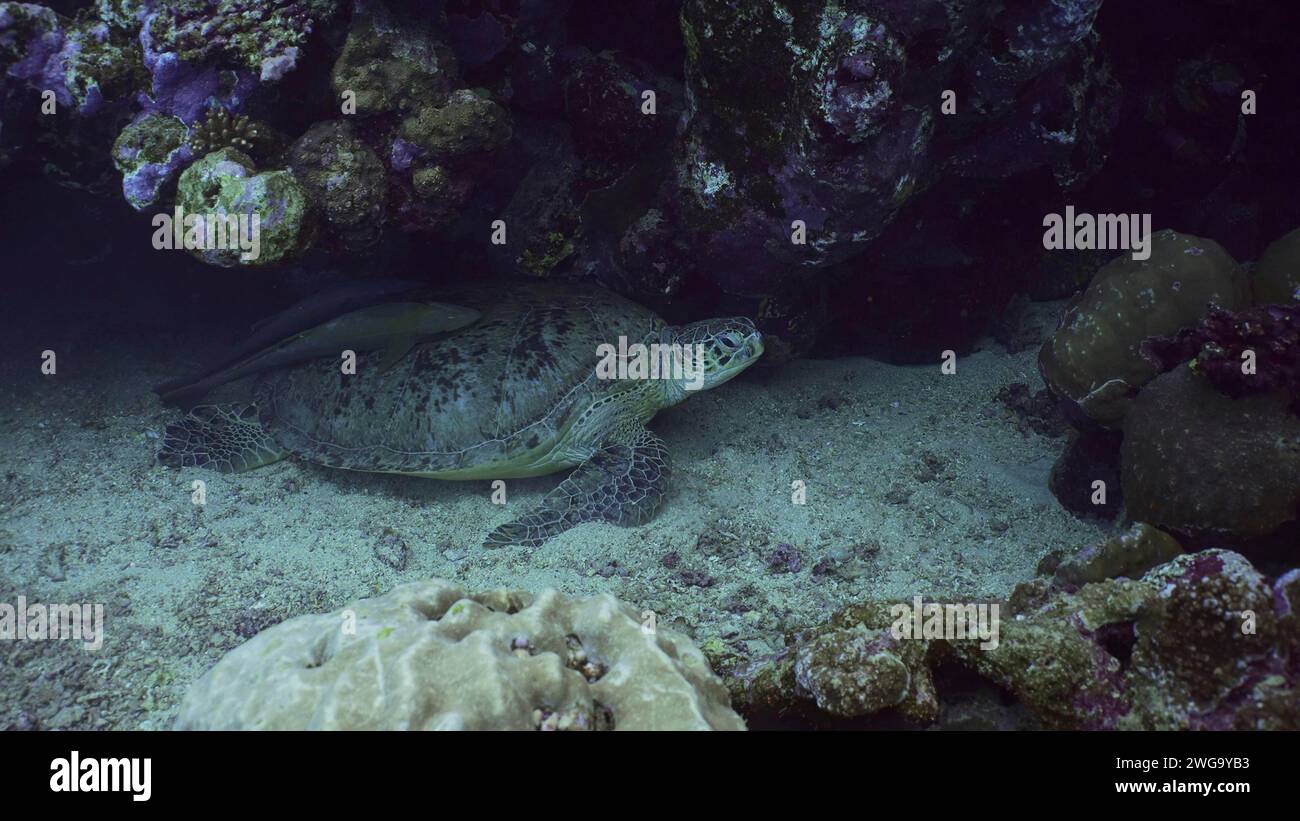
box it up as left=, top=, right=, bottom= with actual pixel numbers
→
left=175, top=579, right=745, bottom=731
left=1038, top=229, right=1246, bottom=427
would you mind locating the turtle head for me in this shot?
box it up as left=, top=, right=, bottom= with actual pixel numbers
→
left=659, top=317, right=764, bottom=404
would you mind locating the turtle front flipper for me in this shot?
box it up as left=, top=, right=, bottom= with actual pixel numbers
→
left=158, top=404, right=286, bottom=473
left=484, top=428, right=672, bottom=549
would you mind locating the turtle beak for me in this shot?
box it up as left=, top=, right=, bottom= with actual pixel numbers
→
left=729, top=330, right=763, bottom=369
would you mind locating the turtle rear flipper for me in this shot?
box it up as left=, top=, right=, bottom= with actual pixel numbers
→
left=484, top=428, right=671, bottom=549
left=158, top=404, right=286, bottom=473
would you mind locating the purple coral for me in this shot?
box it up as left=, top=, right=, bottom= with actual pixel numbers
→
left=1142, top=303, right=1300, bottom=410
left=764, top=543, right=803, bottom=574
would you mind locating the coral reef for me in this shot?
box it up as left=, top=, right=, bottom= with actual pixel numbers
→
left=728, top=546, right=1298, bottom=730
left=111, top=112, right=191, bottom=210
left=397, top=88, right=510, bottom=159
left=1120, top=363, right=1300, bottom=541
left=730, top=600, right=941, bottom=725
left=327, top=1, right=512, bottom=234
left=669, top=0, right=1118, bottom=294
left=141, top=0, right=342, bottom=82
left=0, top=1, right=145, bottom=117
left=176, top=579, right=745, bottom=731
left=328, top=0, right=457, bottom=116
left=1038, top=229, right=1246, bottom=427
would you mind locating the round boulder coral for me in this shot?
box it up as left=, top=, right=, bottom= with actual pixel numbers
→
left=175, top=579, right=744, bottom=731
left=112, top=113, right=191, bottom=211
left=1121, top=363, right=1300, bottom=540
left=1039, top=229, right=1246, bottom=427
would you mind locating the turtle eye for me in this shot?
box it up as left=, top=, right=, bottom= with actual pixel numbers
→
left=717, top=331, right=743, bottom=351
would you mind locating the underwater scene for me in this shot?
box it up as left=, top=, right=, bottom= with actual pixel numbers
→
left=1, top=0, right=1298, bottom=741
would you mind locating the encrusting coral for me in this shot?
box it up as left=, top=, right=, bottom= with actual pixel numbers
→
left=175, top=579, right=745, bottom=731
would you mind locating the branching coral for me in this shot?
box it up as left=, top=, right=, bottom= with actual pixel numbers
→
left=188, top=105, right=264, bottom=156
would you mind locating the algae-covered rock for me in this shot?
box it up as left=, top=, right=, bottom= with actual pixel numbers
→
left=1121, top=362, right=1300, bottom=540
left=959, top=550, right=1294, bottom=729
left=287, top=120, right=387, bottom=252
left=175, top=579, right=744, bottom=731
left=1053, top=522, right=1182, bottom=586
left=174, top=147, right=314, bottom=267
left=729, top=601, right=942, bottom=725
left=1135, top=551, right=1281, bottom=710
left=112, top=113, right=191, bottom=211
left=1253, top=226, right=1300, bottom=305
left=399, top=89, right=511, bottom=158
left=329, top=1, right=457, bottom=115
left=951, top=577, right=1149, bottom=729
left=141, top=0, right=342, bottom=81
left=729, top=548, right=1298, bottom=730
left=1039, top=229, right=1246, bottom=427
left=0, top=1, right=145, bottom=116
left=1142, top=302, right=1300, bottom=407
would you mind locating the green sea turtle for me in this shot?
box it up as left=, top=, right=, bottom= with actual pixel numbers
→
left=158, top=281, right=764, bottom=548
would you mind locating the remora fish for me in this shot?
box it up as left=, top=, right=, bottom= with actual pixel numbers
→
left=156, top=278, right=426, bottom=402
left=156, top=290, right=479, bottom=406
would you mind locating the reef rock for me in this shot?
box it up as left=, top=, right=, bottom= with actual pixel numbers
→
left=0, top=1, right=145, bottom=116
left=1142, top=302, right=1300, bottom=409
left=728, top=548, right=1298, bottom=730
left=1048, top=429, right=1123, bottom=520
left=1039, top=229, right=1246, bottom=427
left=141, top=0, right=342, bottom=82
left=1052, top=522, right=1182, bottom=587
left=672, top=0, right=1118, bottom=295
left=176, top=579, right=744, bottom=731
left=398, top=89, right=511, bottom=159
left=730, top=601, right=940, bottom=724
left=1121, top=362, right=1300, bottom=541
left=174, top=147, right=314, bottom=267
left=329, top=0, right=457, bottom=116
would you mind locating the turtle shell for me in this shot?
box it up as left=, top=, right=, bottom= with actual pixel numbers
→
left=254, top=281, right=665, bottom=478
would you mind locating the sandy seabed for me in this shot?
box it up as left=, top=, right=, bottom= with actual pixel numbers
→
left=0, top=295, right=1104, bottom=729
